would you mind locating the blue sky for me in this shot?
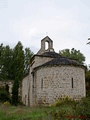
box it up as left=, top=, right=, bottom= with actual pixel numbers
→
left=0, top=0, right=90, bottom=65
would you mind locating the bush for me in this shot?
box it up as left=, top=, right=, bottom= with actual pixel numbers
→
left=3, top=101, right=11, bottom=106
left=46, top=110, right=67, bottom=120
left=0, top=87, right=9, bottom=102
left=86, top=90, right=90, bottom=97
left=52, top=96, right=75, bottom=107
left=73, top=97, right=90, bottom=119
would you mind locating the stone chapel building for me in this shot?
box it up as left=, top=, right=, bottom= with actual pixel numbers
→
left=22, top=36, right=86, bottom=106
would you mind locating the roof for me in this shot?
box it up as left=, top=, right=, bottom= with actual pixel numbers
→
left=41, top=52, right=62, bottom=57
left=41, top=57, right=80, bottom=66
left=41, top=36, right=53, bottom=42
left=30, top=51, right=61, bottom=62
left=34, top=52, right=85, bottom=70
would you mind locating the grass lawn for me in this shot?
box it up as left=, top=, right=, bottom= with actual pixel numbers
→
left=0, top=103, right=73, bottom=120
left=0, top=97, right=90, bottom=120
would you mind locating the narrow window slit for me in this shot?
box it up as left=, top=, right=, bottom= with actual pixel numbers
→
left=71, top=78, right=73, bottom=88
left=41, top=79, right=43, bottom=89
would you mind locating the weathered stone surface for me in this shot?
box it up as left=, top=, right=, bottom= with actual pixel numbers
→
left=0, top=81, right=13, bottom=96
left=0, top=80, right=22, bottom=99
left=22, top=36, right=86, bottom=106
left=35, top=66, right=85, bottom=105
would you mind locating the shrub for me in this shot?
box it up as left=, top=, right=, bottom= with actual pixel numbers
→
left=52, top=96, right=75, bottom=107
left=3, top=101, right=11, bottom=106
left=73, top=97, right=90, bottom=119
left=0, top=87, right=9, bottom=102
left=86, top=90, right=90, bottom=97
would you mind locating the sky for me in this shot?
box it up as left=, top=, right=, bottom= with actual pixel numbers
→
left=0, top=0, right=90, bottom=65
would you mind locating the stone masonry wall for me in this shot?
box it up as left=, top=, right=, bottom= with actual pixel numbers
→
left=0, top=81, right=13, bottom=96
left=22, top=75, right=30, bottom=106
left=29, top=56, right=54, bottom=106
left=31, top=56, right=53, bottom=69
left=22, top=56, right=54, bottom=106
left=35, top=66, right=86, bottom=106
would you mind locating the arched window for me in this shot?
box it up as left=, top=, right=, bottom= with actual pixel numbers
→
left=45, top=41, right=48, bottom=50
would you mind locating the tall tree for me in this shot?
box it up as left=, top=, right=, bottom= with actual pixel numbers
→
left=12, top=77, right=19, bottom=105
left=0, top=45, right=13, bottom=80
left=0, top=44, right=3, bottom=80
left=12, top=41, right=25, bottom=105
left=85, top=70, right=90, bottom=97
left=24, top=48, right=34, bottom=75
left=86, top=70, right=90, bottom=89
left=59, top=48, right=85, bottom=64
left=13, top=41, right=25, bottom=80
left=0, top=41, right=34, bottom=104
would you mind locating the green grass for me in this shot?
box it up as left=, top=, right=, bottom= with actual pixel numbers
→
left=0, top=97, right=90, bottom=120
left=0, top=104, right=72, bottom=120
left=0, top=105, right=52, bottom=120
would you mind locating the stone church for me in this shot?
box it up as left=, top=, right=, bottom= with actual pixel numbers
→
left=22, top=36, right=86, bottom=106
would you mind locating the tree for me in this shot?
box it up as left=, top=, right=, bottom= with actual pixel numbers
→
left=24, top=48, right=34, bottom=75
left=13, top=41, right=25, bottom=80
left=0, top=45, right=13, bottom=80
left=87, top=38, right=90, bottom=44
left=85, top=70, right=90, bottom=97
left=12, top=77, right=19, bottom=105
left=86, top=70, right=90, bottom=89
left=59, top=48, right=85, bottom=64
left=0, top=44, right=4, bottom=80
left=12, top=41, right=25, bottom=105
left=0, top=41, right=34, bottom=104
